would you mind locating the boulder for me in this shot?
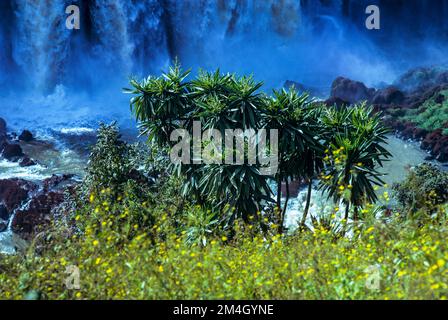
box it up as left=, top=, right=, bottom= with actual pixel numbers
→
left=12, top=191, right=65, bottom=239
left=371, top=86, right=405, bottom=105
left=330, top=77, right=376, bottom=104
left=18, top=130, right=34, bottom=142
left=438, top=145, right=448, bottom=162
left=2, top=143, right=24, bottom=161
left=42, top=174, right=76, bottom=193
left=19, top=156, right=36, bottom=167
left=0, top=204, right=8, bottom=220
left=9, top=175, right=77, bottom=240
left=400, top=122, right=417, bottom=140
left=324, top=96, right=350, bottom=108
left=0, top=179, right=37, bottom=212
left=433, top=136, right=448, bottom=159
left=0, top=222, right=7, bottom=233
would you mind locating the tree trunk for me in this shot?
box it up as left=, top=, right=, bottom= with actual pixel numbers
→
left=301, top=178, right=313, bottom=228
left=344, top=203, right=350, bottom=221
left=353, top=206, right=359, bottom=221
left=276, top=177, right=282, bottom=215
left=280, top=180, right=290, bottom=234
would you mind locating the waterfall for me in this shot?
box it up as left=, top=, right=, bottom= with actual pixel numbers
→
left=12, top=0, right=72, bottom=91
left=1, top=0, right=448, bottom=96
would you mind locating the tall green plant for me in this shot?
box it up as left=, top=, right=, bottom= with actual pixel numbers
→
left=260, top=88, right=323, bottom=232
left=319, top=104, right=391, bottom=220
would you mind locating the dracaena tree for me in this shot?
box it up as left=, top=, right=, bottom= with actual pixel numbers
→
left=319, top=104, right=392, bottom=221
left=127, top=63, right=274, bottom=226
left=126, top=62, right=191, bottom=147
left=260, top=88, right=323, bottom=232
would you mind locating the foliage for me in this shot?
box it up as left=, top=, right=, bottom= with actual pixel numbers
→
left=126, top=63, right=274, bottom=224
left=393, top=163, right=448, bottom=216
left=401, top=90, right=448, bottom=134
left=82, top=122, right=142, bottom=196
left=127, top=63, right=392, bottom=229
left=1, top=194, right=448, bottom=300
left=319, top=104, right=392, bottom=220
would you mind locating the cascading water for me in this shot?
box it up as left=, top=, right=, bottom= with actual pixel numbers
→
left=1, top=0, right=448, bottom=95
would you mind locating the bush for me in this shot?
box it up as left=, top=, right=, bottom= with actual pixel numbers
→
left=393, top=163, right=448, bottom=215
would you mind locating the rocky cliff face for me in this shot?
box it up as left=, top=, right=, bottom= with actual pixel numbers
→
left=326, top=67, right=448, bottom=164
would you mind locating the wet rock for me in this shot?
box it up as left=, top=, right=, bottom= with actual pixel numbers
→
left=413, top=128, right=428, bottom=140
left=9, top=175, right=78, bottom=240
left=0, top=179, right=37, bottom=212
left=330, top=77, right=376, bottom=104
left=0, top=204, right=8, bottom=220
left=371, top=86, right=405, bottom=105
left=42, top=174, right=76, bottom=193
left=53, top=128, right=97, bottom=157
left=1, top=143, right=24, bottom=161
left=0, top=222, right=7, bottom=232
left=12, top=191, right=65, bottom=239
left=400, top=122, right=417, bottom=140
left=425, top=155, right=436, bottom=161
left=18, top=130, right=34, bottom=142
left=19, top=156, right=37, bottom=167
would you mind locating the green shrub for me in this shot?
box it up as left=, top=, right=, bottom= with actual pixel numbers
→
left=392, top=163, right=448, bottom=216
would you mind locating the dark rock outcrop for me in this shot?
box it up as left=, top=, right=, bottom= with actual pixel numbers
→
left=0, top=118, right=6, bottom=134
left=371, top=86, right=405, bottom=105
left=324, top=96, right=350, bottom=108
left=19, top=156, right=37, bottom=167
left=18, top=130, right=34, bottom=142
left=0, top=204, right=8, bottom=220
left=0, top=222, right=7, bottom=233
left=0, top=118, right=6, bottom=144
left=1, top=143, right=24, bottom=161
left=12, top=192, right=65, bottom=238
left=9, top=174, right=77, bottom=240
left=0, top=179, right=37, bottom=212
left=330, top=77, right=376, bottom=104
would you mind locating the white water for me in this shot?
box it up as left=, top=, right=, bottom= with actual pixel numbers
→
left=284, top=135, right=443, bottom=229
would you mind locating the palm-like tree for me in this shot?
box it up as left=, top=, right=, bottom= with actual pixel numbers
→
left=261, top=88, right=322, bottom=232
left=125, top=62, right=191, bottom=146
left=319, top=104, right=391, bottom=221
